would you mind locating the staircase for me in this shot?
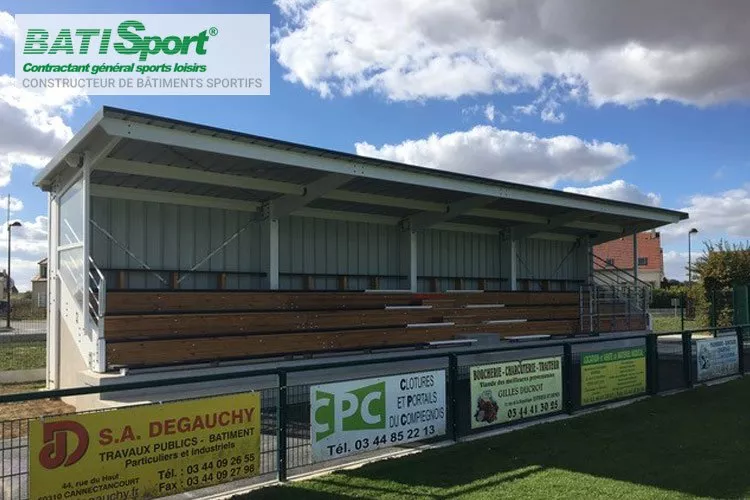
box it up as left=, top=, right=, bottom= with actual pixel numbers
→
left=580, top=254, right=652, bottom=333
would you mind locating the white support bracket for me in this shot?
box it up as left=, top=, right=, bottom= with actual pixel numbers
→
left=268, top=173, right=354, bottom=219
left=404, top=195, right=494, bottom=231
left=511, top=211, right=587, bottom=240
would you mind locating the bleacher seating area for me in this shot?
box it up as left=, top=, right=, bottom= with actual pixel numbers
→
left=100, top=290, right=644, bottom=369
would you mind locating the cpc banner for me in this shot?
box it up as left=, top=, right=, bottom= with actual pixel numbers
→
left=14, top=14, right=270, bottom=95
left=310, top=370, right=446, bottom=462
left=29, top=393, right=261, bottom=500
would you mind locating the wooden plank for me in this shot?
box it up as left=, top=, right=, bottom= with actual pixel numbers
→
left=105, top=290, right=582, bottom=314
left=106, top=319, right=580, bottom=367
left=444, top=306, right=580, bottom=321
left=104, top=309, right=443, bottom=340
left=105, top=291, right=421, bottom=314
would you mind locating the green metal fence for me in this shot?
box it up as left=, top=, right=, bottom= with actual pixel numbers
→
left=1, top=325, right=748, bottom=499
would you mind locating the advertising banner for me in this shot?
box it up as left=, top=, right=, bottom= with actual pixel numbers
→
left=581, top=347, right=646, bottom=406
left=310, top=370, right=446, bottom=462
left=696, top=336, right=739, bottom=381
left=29, top=393, right=260, bottom=500
left=15, top=14, right=270, bottom=95
left=470, top=356, right=562, bottom=429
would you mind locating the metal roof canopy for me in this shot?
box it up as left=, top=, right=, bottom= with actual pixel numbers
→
left=35, top=106, right=688, bottom=243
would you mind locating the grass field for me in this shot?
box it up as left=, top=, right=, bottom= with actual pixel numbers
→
left=0, top=341, right=46, bottom=371
left=250, top=377, right=750, bottom=499
left=652, top=316, right=700, bottom=333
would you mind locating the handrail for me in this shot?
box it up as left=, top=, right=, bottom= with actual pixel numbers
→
left=88, top=256, right=106, bottom=320
left=591, top=252, right=653, bottom=290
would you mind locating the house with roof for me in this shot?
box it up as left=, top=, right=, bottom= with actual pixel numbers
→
left=593, top=231, right=665, bottom=288
left=32, top=258, right=48, bottom=307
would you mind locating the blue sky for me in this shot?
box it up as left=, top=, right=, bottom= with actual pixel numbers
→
left=1, top=0, right=749, bottom=288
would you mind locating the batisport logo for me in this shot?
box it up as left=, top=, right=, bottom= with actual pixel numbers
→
left=14, top=14, right=270, bottom=96
left=38, top=420, right=90, bottom=469
left=312, top=381, right=386, bottom=441
left=23, top=20, right=216, bottom=62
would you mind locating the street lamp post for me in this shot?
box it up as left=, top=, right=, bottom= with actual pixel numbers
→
left=6, top=221, right=21, bottom=329
left=688, top=228, right=698, bottom=285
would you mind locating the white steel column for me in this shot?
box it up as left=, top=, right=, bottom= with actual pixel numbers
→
left=267, top=218, right=280, bottom=290
left=632, top=232, right=639, bottom=284
left=584, top=235, right=594, bottom=285
left=510, top=233, right=518, bottom=291
left=409, top=230, right=418, bottom=292
left=46, top=193, right=60, bottom=388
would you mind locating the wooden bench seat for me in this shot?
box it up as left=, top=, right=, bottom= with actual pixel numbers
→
left=100, top=290, right=598, bottom=369
left=104, top=309, right=443, bottom=340
left=106, top=319, right=580, bottom=367
left=105, top=290, right=581, bottom=314
left=105, top=291, right=422, bottom=314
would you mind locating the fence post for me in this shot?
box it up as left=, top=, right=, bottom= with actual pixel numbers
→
left=711, top=289, right=718, bottom=328
left=737, top=326, right=745, bottom=375
left=277, top=371, right=288, bottom=482
left=448, top=354, right=459, bottom=441
left=646, top=333, right=659, bottom=395
left=563, top=344, right=574, bottom=414
left=681, top=331, right=693, bottom=388
left=680, top=294, right=685, bottom=332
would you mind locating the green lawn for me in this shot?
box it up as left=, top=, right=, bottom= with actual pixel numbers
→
left=0, top=342, right=46, bottom=370
left=250, top=377, right=750, bottom=499
left=652, top=316, right=701, bottom=333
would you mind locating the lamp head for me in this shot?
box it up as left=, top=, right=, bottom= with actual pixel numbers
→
left=689, top=228, right=698, bottom=235
left=8, top=221, right=21, bottom=228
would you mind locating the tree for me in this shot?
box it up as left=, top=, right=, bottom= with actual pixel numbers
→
left=692, top=240, right=750, bottom=326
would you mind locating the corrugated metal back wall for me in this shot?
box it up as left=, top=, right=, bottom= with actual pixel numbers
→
left=91, top=198, right=265, bottom=289
left=516, top=238, right=586, bottom=285
left=90, top=198, right=585, bottom=290
left=278, top=216, right=405, bottom=290
left=418, top=229, right=501, bottom=291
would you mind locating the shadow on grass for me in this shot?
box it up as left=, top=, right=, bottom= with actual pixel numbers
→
left=251, top=378, right=750, bottom=499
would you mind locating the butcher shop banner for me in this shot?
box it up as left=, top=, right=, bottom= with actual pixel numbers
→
left=470, top=356, right=563, bottom=429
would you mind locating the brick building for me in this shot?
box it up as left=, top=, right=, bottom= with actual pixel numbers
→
left=593, top=231, right=665, bottom=288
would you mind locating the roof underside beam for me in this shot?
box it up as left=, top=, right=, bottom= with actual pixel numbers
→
left=89, top=183, right=581, bottom=241
left=264, top=173, right=354, bottom=219
left=511, top=211, right=590, bottom=239
left=94, top=158, right=627, bottom=234
left=404, top=195, right=496, bottom=230
left=98, top=117, right=684, bottom=224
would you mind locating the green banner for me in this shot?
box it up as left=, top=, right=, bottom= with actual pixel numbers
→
left=470, top=356, right=562, bottom=429
left=581, top=347, right=646, bottom=406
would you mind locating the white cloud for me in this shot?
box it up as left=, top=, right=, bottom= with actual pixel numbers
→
left=274, top=0, right=750, bottom=107
left=661, top=187, right=750, bottom=246
left=355, top=126, right=632, bottom=187
left=483, top=103, right=496, bottom=122
left=0, top=75, right=87, bottom=186
left=564, top=180, right=661, bottom=206
left=540, top=103, right=565, bottom=123
left=663, top=250, right=689, bottom=281
left=0, top=196, right=24, bottom=212
left=0, top=11, right=16, bottom=47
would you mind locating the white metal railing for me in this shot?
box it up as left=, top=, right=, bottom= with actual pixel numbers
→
left=88, top=256, right=106, bottom=325
left=580, top=283, right=651, bottom=333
